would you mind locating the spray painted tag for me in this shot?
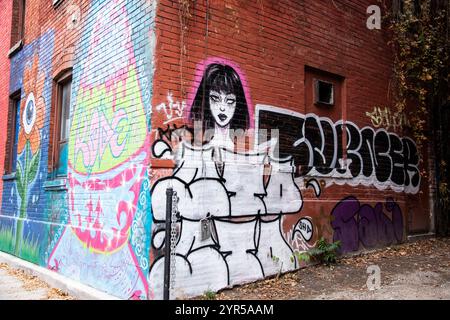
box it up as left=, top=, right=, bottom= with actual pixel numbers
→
left=296, top=218, right=313, bottom=241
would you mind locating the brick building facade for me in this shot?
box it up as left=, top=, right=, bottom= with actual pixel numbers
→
left=0, top=0, right=435, bottom=299
left=0, top=0, right=13, bottom=206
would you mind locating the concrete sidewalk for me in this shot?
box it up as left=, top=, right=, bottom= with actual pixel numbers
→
left=0, top=266, right=51, bottom=300
left=0, top=251, right=120, bottom=300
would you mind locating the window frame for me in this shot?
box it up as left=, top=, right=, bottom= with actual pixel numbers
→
left=49, top=70, right=72, bottom=178
left=17, top=0, right=26, bottom=42
left=9, top=0, right=26, bottom=57
left=4, top=91, right=21, bottom=175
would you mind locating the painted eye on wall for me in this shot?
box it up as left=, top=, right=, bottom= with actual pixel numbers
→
left=23, top=92, right=37, bottom=134
left=210, top=94, right=220, bottom=103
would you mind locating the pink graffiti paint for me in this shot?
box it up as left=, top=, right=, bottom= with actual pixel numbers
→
left=67, top=165, right=145, bottom=253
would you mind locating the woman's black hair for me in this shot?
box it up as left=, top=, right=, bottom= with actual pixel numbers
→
left=189, top=63, right=250, bottom=135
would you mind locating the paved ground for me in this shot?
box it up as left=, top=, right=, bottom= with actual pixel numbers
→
left=202, top=237, right=450, bottom=300
left=1, top=237, right=449, bottom=300
left=0, top=262, right=74, bottom=300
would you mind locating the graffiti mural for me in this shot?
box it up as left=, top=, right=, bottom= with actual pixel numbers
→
left=330, top=196, right=404, bottom=253
left=156, top=92, right=187, bottom=125
left=147, top=56, right=420, bottom=299
left=0, top=31, right=55, bottom=265
left=149, top=60, right=311, bottom=299
left=256, top=105, right=420, bottom=194
left=47, top=0, right=155, bottom=300
left=365, top=106, right=410, bottom=131
left=0, top=0, right=427, bottom=303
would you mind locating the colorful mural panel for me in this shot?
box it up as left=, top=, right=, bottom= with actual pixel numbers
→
left=46, top=0, right=155, bottom=299
left=0, top=31, right=55, bottom=265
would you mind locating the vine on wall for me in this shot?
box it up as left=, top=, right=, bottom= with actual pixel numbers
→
left=388, top=0, right=447, bottom=147
left=387, top=0, right=450, bottom=234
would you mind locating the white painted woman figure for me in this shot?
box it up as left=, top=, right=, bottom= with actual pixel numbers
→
left=188, top=63, right=268, bottom=285
left=149, top=63, right=255, bottom=298
left=189, top=63, right=299, bottom=279
left=149, top=63, right=298, bottom=297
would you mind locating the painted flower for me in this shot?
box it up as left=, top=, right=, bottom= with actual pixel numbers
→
left=17, top=55, right=46, bottom=155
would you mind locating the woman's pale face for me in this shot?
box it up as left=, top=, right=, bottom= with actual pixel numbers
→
left=209, top=90, right=236, bottom=128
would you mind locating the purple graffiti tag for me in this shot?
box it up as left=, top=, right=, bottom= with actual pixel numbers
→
left=374, top=202, right=395, bottom=247
left=331, top=197, right=404, bottom=253
left=331, top=196, right=360, bottom=253
left=386, top=197, right=404, bottom=243
left=358, top=204, right=378, bottom=248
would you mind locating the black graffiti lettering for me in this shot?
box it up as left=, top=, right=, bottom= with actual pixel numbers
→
left=345, top=123, right=362, bottom=178
left=292, top=117, right=312, bottom=175
left=359, top=128, right=375, bottom=178
left=389, top=134, right=405, bottom=186
left=258, top=108, right=421, bottom=193
left=297, top=220, right=312, bottom=234
left=374, top=130, right=392, bottom=183
left=315, top=120, right=336, bottom=175
left=258, top=112, right=312, bottom=175
left=403, top=138, right=420, bottom=187
left=334, top=123, right=346, bottom=174
left=305, top=117, right=325, bottom=172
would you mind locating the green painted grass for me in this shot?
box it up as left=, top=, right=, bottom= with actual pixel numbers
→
left=19, top=235, right=41, bottom=265
left=0, top=226, right=42, bottom=265
left=0, top=226, right=15, bottom=254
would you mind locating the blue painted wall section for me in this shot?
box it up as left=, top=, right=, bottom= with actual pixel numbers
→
left=0, top=31, right=55, bottom=265
left=0, top=0, right=155, bottom=300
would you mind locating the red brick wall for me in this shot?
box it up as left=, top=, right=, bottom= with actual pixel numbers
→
left=0, top=0, right=13, bottom=203
left=151, top=0, right=430, bottom=231
left=148, top=0, right=432, bottom=298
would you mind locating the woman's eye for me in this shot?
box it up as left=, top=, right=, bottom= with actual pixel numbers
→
left=227, top=99, right=236, bottom=105
left=210, top=95, right=220, bottom=102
